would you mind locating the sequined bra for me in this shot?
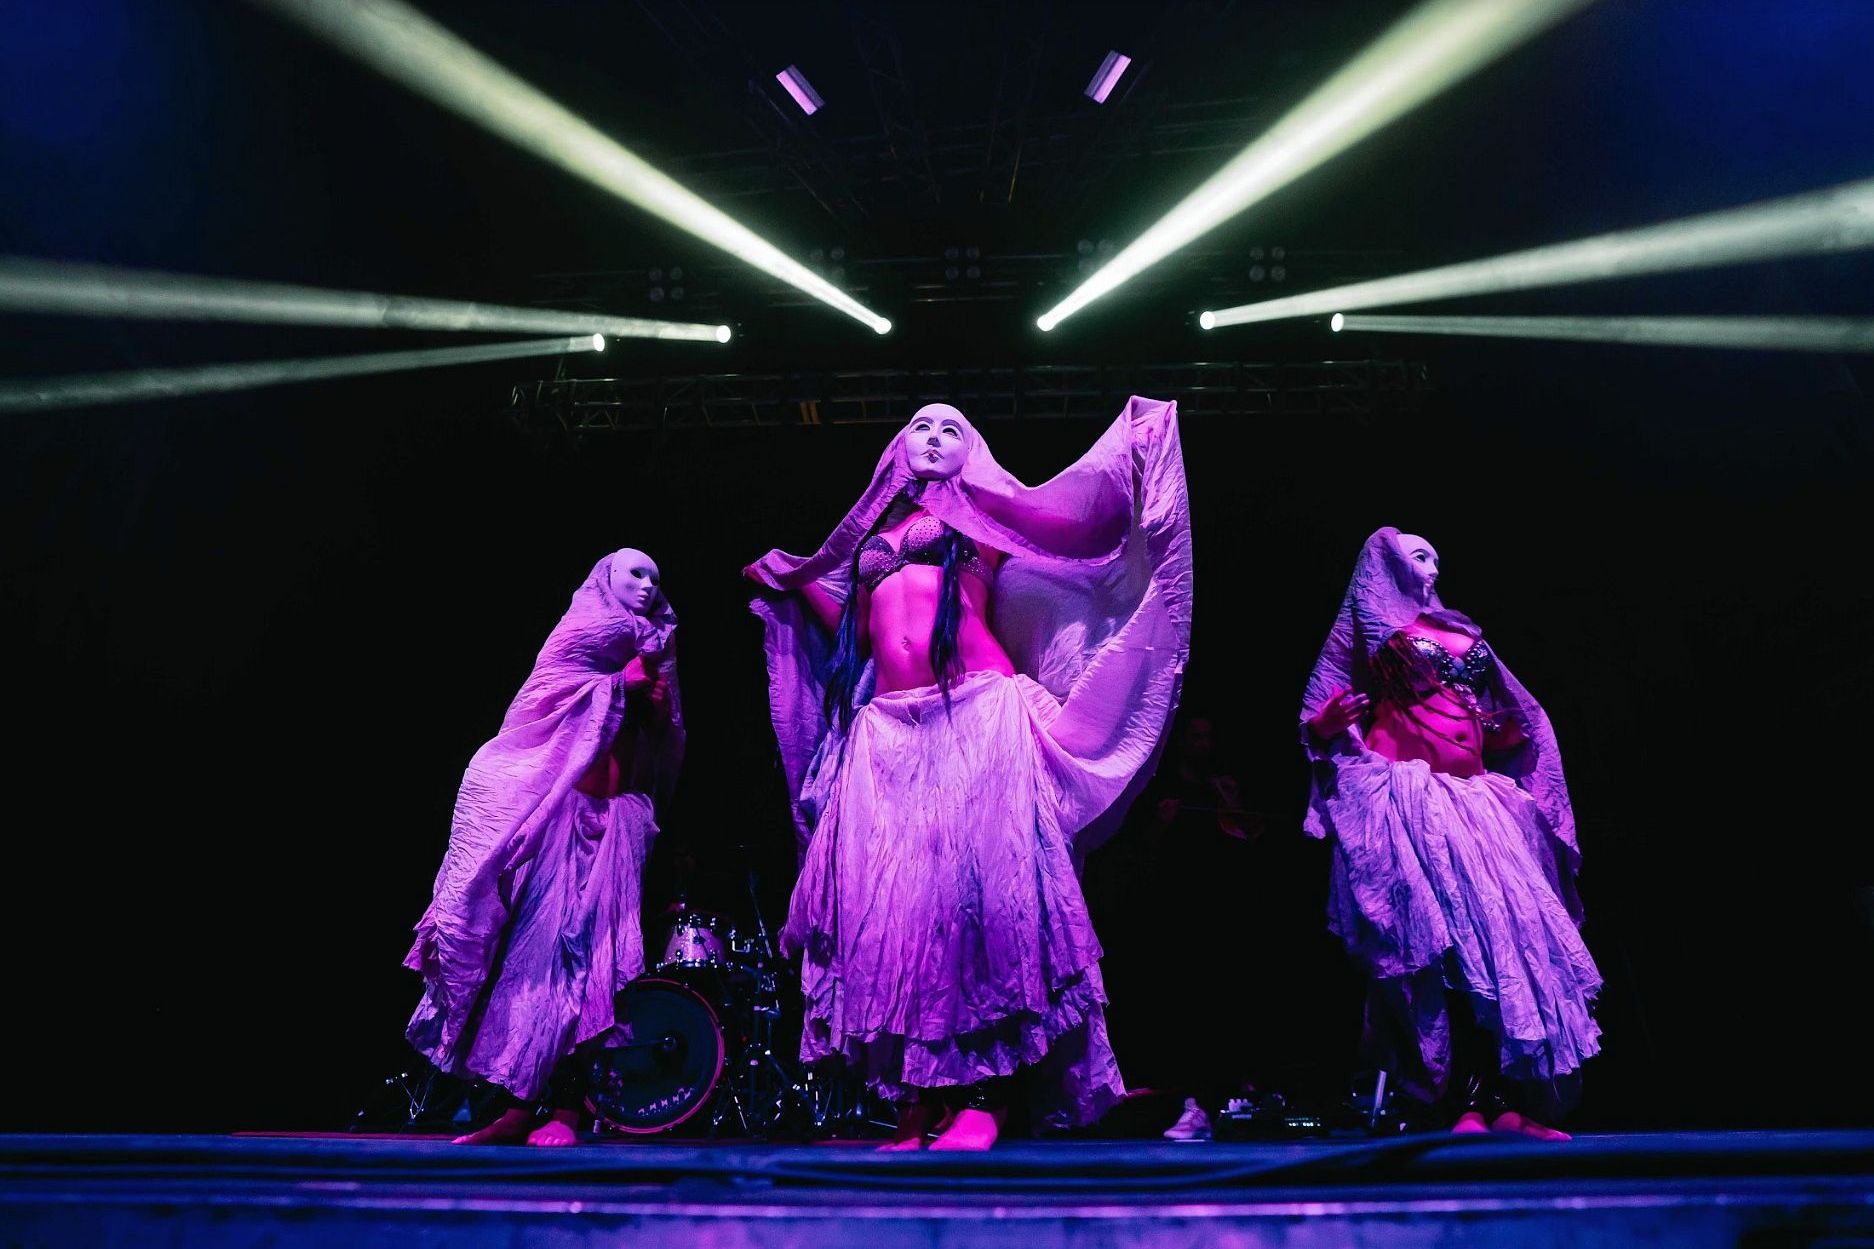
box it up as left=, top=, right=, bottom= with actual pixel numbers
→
left=1397, top=633, right=1495, bottom=693
left=1371, top=630, right=1506, bottom=752
left=856, top=512, right=994, bottom=592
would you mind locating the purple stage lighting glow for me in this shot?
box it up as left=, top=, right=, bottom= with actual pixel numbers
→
left=1085, top=51, right=1132, bottom=104
left=776, top=65, right=824, bottom=116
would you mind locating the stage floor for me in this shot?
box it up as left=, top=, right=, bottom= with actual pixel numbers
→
left=4, top=1130, right=1873, bottom=1248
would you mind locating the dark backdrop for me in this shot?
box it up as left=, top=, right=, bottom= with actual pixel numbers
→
left=4, top=0, right=1873, bottom=1132
left=6, top=343, right=1870, bottom=1132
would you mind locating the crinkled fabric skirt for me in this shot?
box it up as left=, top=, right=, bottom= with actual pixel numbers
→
left=1324, top=753, right=1601, bottom=1091
left=784, top=670, right=1124, bottom=1130
left=407, top=790, right=657, bottom=1100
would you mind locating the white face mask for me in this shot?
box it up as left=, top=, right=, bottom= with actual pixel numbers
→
left=1393, top=531, right=1440, bottom=603
left=903, top=405, right=969, bottom=481
left=610, top=548, right=662, bottom=614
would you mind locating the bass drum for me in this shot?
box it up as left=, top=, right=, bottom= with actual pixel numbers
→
left=586, top=978, right=726, bottom=1135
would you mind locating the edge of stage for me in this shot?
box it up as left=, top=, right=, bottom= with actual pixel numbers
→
left=4, top=1130, right=1874, bottom=1248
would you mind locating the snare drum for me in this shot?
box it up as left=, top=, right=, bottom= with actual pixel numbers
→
left=657, top=910, right=728, bottom=972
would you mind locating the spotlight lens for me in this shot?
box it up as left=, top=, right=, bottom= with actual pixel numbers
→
left=1037, top=316, right=1056, bottom=333
left=874, top=318, right=892, bottom=335
left=1198, top=311, right=1217, bottom=330
left=1330, top=313, right=1344, bottom=332
left=592, top=333, right=607, bottom=350
left=715, top=325, right=732, bottom=343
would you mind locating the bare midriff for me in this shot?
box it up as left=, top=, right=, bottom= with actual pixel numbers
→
left=1366, top=688, right=1487, bottom=778
left=864, top=560, right=1014, bottom=694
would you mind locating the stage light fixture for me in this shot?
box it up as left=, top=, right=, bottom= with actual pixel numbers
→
left=0, top=334, right=603, bottom=413
left=776, top=65, right=824, bottom=115
left=1202, top=175, right=1874, bottom=328
left=1328, top=313, right=1874, bottom=353
left=0, top=257, right=733, bottom=343
left=1034, top=0, right=1592, bottom=333
left=1085, top=52, right=1133, bottom=105
left=250, top=0, right=892, bottom=335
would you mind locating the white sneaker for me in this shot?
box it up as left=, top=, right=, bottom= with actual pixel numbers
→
left=1163, top=1097, right=1211, bottom=1141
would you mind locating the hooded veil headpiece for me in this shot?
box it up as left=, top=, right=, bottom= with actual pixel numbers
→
left=1299, top=526, right=1574, bottom=858
left=748, top=397, right=1193, bottom=856
left=406, top=549, right=683, bottom=1055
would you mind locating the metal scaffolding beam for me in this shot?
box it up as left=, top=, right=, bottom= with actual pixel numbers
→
left=508, top=359, right=1430, bottom=435
left=846, top=3, right=942, bottom=209
left=668, top=95, right=1272, bottom=206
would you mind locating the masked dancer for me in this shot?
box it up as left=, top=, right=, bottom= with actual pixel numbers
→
left=745, top=399, right=1191, bottom=1149
left=1302, top=528, right=1598, bottom=1139
left=407, top=548, right=682, bottom=1145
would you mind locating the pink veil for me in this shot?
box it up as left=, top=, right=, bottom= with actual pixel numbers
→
left=1299, top=526, right=1576, bottom=861
left=747, top=396, right=1193, bottom=857
left=405, top=549, right=682, bottom=1058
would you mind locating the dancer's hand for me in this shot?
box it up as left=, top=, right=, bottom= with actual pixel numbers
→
left=1307, top=687, right=1368, bottom=740
left=648, top=674, right=671, bottom=714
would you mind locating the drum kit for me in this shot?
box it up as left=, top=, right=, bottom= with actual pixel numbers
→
left=583, top=875, right=886, bottom=1139
left=358, top=868, right=886, bottom=1141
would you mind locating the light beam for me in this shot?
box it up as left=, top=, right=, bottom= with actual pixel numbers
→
left=1036, top=0, right=1593, bottom=332
left=1330, top=313, right=1874, bottom=353
left=250, top=0, right=891, bottom=334
left=1205, top=176, right=1874, bottom=328
left=0, top=334, right=603, bottom=413
left=0, top=257, right=731, bottom=342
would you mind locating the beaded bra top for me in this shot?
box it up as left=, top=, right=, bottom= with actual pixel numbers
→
left=857, top=512, right=994, bottom=592
left=1396, top=633, right=1496, bottom=693
left=1371, top=630, right=1507, bottom=750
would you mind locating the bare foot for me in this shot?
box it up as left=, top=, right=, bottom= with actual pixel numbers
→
left=1450, top=1110, right=1490, bottom=1135
left=929, top=1106, right=1003, bottom=1151
left=876, top=1136, right=925, bottom=1152
left=1491, top=1111, right=1571, bottom=1141
left=877, top=1101, right=939, bottom=1151
left=527, top=1108, right=581, bottom=1147
left=452, top=1106, right=531, bottom=1145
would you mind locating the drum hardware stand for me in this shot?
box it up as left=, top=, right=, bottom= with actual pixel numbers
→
left=350, top=1059, right=479, bottom=1132
left=351, top=1067, right=438, bottom=1131
left=705, top=986, right=822, bottom=1138
left=705, top=861, right=824, bottom=1139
